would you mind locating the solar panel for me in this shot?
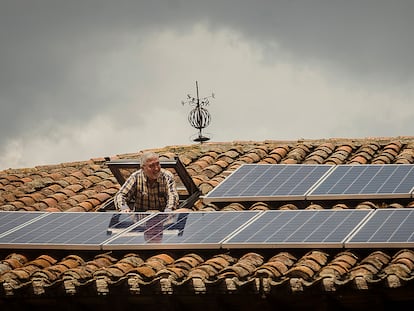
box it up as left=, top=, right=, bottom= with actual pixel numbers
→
left=222, top=209, right=372, bottom=248
left=103, top=211, right=261, bottom=250
left=345, top=208, right=414, bottom=248
left=0, top=212, right=152, bottom=250
left=0, top=211, right=45, bottom=237
left=308, top=164, right=414, bottom=200
left=204, top=164, right=333, bottom=203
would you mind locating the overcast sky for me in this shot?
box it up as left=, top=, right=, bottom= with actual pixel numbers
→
left=1, top=0, right=413, bottom=170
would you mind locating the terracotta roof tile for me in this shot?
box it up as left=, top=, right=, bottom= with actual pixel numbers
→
left=2, top=137, right=414, bottom=302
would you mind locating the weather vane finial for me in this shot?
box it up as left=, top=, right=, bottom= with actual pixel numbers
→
left=181, top=81, right=214, bottom=143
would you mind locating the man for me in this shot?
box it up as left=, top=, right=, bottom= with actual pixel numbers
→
left=114, top=152, right=179, bottom=212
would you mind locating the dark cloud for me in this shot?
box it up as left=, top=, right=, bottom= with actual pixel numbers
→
left=0, top=0, right=413, bottom=168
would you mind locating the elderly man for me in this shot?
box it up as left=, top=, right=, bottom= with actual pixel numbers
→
left=114, top=152, right=179, bottom=212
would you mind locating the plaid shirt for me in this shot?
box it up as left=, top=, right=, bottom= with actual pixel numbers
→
left=114, top=168, right=179, bottom=211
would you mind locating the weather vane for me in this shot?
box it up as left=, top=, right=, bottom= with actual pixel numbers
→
left=182, top=81, right=215, bottom=143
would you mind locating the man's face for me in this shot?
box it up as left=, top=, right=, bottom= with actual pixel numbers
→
left=142, top=157, right=161, bottom=181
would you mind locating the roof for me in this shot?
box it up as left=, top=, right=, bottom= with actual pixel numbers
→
left=1, top=136, right=414, bottom=309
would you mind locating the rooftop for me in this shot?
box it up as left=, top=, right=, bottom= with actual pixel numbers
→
left=1, top=136, right=414, bottom=310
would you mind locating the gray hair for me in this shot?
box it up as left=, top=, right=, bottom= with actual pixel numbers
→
left=140, top=152, right=159, bottom=166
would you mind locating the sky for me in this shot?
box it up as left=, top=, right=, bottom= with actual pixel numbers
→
left=1, top=0, right=413, bottom=170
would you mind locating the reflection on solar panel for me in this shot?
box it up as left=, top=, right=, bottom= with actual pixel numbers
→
left=223, top=210, right=371, bottom=248
left=0, top=212, right=151, bottom=250
left=0, top=212, right=45, bottom=237
left=103, top=211, right=261, bottom=250
left=346, top=208, right=414, bottom=248
left=308, top=165, right=414, bottom=200
left=204, top=164, right=333, bottom=203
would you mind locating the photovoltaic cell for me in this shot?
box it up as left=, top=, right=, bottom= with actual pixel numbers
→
left=308, top=165, right=414, bottom=199
left=0, top=212, right=151, bottom=250
left=104, top=211, right=260, bottom=250
left=0, top=211, right=45, bottom=237
left=346, top=208, right=414, bottom=248
left=204, top=164, right=333, bottom=202
left=223, top=209, right=372, bottom=248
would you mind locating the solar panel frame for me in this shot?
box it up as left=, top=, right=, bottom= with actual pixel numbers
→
left=345, top=208, right=414, bottom=248
left=203, top=164, right=334, bottom=203
left=0, top=212, right=152, bottom=250
left=103, top=211, right=261, bottom=250
left=308, top=164, right=414, bottom=200
left=222, top=209, right=373, bottom=249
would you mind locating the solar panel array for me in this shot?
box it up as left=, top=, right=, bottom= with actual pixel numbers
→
left=346, top=209, right=414, bottom=248
left=1, top=209, right=414, bottom=250
left=204, top=164, right=414, bottom=203
left=309, top=164, right=414, bottom=200
left=105, top=211, right=261, bottom=250
left=223, top=210, right=371, bottom=249
left=205, top=165, right=333, bottom=202
left=0, top=212, right=152, bottom=250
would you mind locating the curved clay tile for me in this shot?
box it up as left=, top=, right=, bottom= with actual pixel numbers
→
left=304, top=204, right=324, bottom=210
left=303, top=154, right=325, bottom=164
left=279, top=203, right=298, bottom=210
left=382, top=250, right=414, bottom=288
left=188, top=255, right=231, bottom=280
left=222, top=149, right=244, bottom=159
left=143, top=254, right=174, bottom=272
left=226, top=161, right=244, bottom=171
left=0, top=255, right=58, bottom=294
left=385, top=141, right=403, bottom=153
left=203, top=164, right=223, bottom=179
left=383, top=148, right=400, bottom=159
left=223, top=202, right=245, bottom=211
left=30, top=255, right=58, bottom=268
left=304, top=144, right=334, bottom=164
left=372, top=155, right=392, bottom=164
left=349, top=251, right=391, bottom=289
left=329, top=149, right=352, bottom=162
left=196, top=158, right=215, bottom=170
left=94, top=254, right=145, bottom=279
left=319, top=251, right=359, bottom=279
left=63, top=254, right=117, bottom=283
left=259, top=157, right=278, bottom=164
left=179, top=153, right=199, bottom=166
left=155, top=253, right=204, bottom=283
left=250, top=202, right=270, bottom=211
left=387, top=203, right=405, bottom=209
left=128, top=265, right=157, bottom=281
left=198, top=183, right=213, bottom=195
left=395, top=144, right=414, bottom=163
left=214, top=159, right=230, bottom=169
left=238, top=152, right=260, bottom=164
left=210, top=175, right=225, bottom=186
left=0, top=254, right=28, bottom=275
left=29, top=255, right=86, bottom=295
left=356, top=201, right=378, bottom=209
left=124, top=254, right=175, bottom=289
left=284, top=145, right=310, bottom=163
left=266, top=153, right=283, bottom=163
left=282, top=158, right=298, bottom=164
left=332, top=203, right=350, bottom=210
left=174, top=253, right=204, bottom=271
left=269, top=145, right=290, bottom=160
left=254, top=252, right=297, bottom=280
left=218, top=253, right=264, bottom=280
left=286, top=251, right=329, bottom=281
left=349, top=155, right=369, bottom=164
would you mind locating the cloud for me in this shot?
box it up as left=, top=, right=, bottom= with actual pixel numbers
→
left=1, top=1, right=413, bottom=169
